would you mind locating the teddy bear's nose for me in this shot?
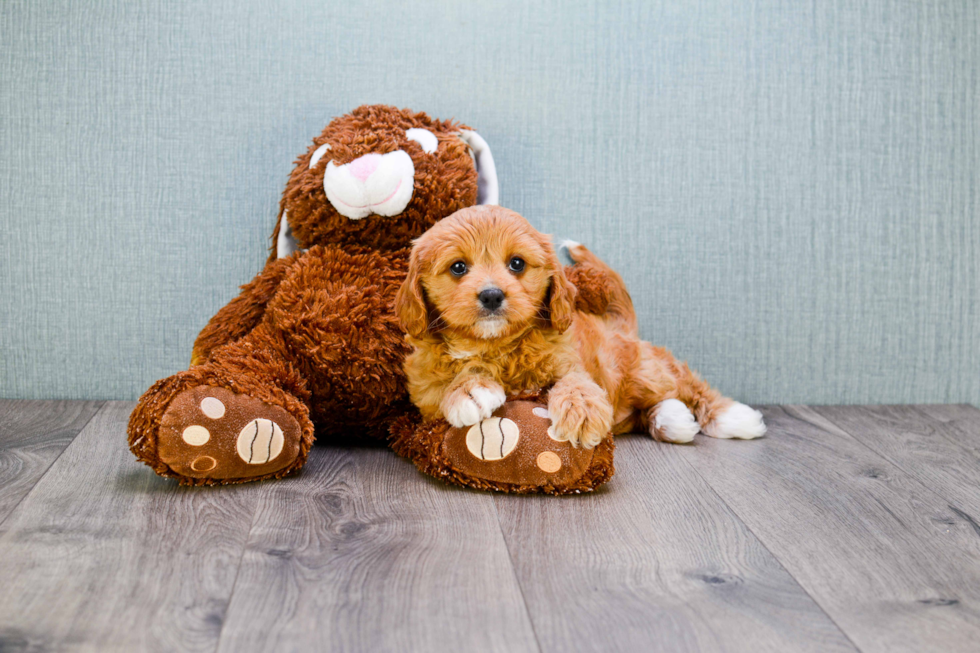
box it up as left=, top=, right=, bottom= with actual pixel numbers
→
left=348, top=153, right=381, bottom=182
left=478, top=288, right=505, bottom=311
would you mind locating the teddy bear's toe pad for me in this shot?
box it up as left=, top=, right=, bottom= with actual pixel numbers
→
left=158, top=386, right=301, bottom=480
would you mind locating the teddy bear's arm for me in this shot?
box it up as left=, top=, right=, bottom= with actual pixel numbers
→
left=190, top=256, right=295, bottom=366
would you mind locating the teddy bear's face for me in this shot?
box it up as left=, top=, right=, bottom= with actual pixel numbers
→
left=279, top=105, right=482, bottom=252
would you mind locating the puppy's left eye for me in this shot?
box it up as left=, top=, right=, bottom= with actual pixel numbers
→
left=406, top=128, right=438, bottom=154
left=508, top=257, right=526, bottom=273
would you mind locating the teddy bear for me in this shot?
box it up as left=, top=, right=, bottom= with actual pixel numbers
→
left=127, top=104, right=615, bottom=493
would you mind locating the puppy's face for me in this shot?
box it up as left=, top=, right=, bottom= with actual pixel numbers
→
left=424, top=214, right=550, bottom=340
left=397, top=206, right=576, bottom=340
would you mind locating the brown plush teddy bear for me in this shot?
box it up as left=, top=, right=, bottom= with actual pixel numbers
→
left=128, top=104, right=615, bottom=493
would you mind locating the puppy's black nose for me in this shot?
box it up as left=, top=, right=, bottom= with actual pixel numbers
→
left=478, top=288, right=505, bottom=311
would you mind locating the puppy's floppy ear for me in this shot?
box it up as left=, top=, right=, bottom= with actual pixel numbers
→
left=396, top=246, right=430, bottom=338
left=543, top=242, right=578, bottom=333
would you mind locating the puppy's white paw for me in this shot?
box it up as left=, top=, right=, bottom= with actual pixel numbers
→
left=445, top=398, right=482, bottom=428
left=471, top=385, right=506, bottom=417
left=442, top=382, right=506, bottom=428
left=649, top=398, right=699, bottom=443
left=703, top=402, right=766, bottom=440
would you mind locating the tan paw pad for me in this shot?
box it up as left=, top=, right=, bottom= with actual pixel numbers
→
left=191, top=456, right=217, bottom=472
left=237, top=419, right=285, bottom=464
left=200, top=396, right=226, bottom=419
left=182, top=425, right=210, bottom=446
left=536, top=451, right=562, bottom=473
left=466, top=417, right=519, bottom=461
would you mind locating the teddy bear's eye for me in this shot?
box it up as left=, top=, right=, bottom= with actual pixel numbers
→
left=449, top=260, right=468, bottom=276
left=405, top=128, right=438, bottom=154
left=309, top=143, right=331, bottom=169
left=508, top=257, right=526, bottom=273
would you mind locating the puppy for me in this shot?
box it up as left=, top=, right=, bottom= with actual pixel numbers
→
left=395, top=205, right=766, bottom=447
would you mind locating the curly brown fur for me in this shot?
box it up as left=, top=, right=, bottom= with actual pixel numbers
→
left=565, top=263, right=612, bottom=315
left=271, top=105, right=478, bottom=256
left=190, top=255, right=297, bottom=366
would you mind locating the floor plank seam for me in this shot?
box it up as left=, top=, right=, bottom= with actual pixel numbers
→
left=212, top=487, right=262, bottom=653
left=0, top=400, right=106, bottom=532
left=671, top=449, right=864, bottom=653
left=491, top=498, right=545, bottom=653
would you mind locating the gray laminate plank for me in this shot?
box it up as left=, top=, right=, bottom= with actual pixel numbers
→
left=814, top=405, right=980, bottom=520
left=679, top=405, right=980, bottom=653
left=0, top=399, right=103, bottom=525
left=913, top=404, right=980, bottom=451
left=914, top=404, right=980, bottom=424
left=216, top=445, right=540, bottom=653
left=492, top=435, right=857, bottom=653
left=0, top=401, right=259, bottom=653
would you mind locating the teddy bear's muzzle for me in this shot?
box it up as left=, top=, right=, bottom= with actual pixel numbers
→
left=323, top=150, right=415, bottom=220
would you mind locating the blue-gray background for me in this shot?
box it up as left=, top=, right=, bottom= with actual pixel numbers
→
left=2, top=0, right=978, bottom=405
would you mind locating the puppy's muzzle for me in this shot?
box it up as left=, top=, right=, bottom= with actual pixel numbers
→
left=478, top=288, right=505, bottom=312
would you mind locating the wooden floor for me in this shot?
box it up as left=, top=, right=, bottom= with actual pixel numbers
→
left=2, top=402, right=980, bottom=652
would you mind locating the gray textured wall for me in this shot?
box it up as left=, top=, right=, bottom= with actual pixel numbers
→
left=1, top=0, right=978, bottom=404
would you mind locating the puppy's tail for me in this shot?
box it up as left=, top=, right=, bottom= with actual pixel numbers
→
left=561, top=240, right=638, bottom=335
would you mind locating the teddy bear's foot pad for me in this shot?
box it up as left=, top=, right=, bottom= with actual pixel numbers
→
left=157, top=386, right=302, bottom=481
left=390, top=390, right=616, bottom=495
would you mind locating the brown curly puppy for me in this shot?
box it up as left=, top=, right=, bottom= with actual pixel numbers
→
left=128, top=105, right=490, bottom=484
left=397, top=206, right=767, bottom=449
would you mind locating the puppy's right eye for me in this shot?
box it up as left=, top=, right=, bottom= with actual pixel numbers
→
left=449, top=261, right=468, bottom=277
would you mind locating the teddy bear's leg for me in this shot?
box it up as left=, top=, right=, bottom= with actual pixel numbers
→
left=190, top=255, right=296, bottom=366
left=129, top=325, right=315, bottom=485
left=253, top=245, right=415, bottom=440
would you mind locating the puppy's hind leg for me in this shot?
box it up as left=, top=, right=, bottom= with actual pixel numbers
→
left=628, top=344, right=699, bottom=443
left=702, top=402, right=767, bottom=440
left=668, top=350, right=766, bottom=440
left=647, top=399, right=700, bottom=444
left=633, top=343, right=766, bottom=442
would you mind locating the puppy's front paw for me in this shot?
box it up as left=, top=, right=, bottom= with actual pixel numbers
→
left=548, top=381, right=613, bottom=449
left=441, top=381, right=507, bottom=428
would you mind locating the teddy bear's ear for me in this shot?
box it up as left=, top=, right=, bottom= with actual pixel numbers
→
left=270, top=208, right=301, bottom=261
left=458, top=130, right=499, bottom=206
